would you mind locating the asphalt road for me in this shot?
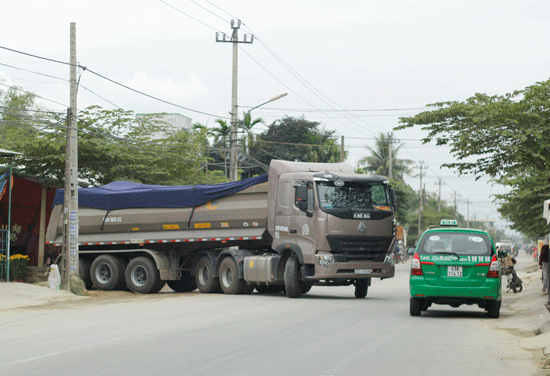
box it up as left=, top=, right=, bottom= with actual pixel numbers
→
left=0, top=258, right=539, bottom=376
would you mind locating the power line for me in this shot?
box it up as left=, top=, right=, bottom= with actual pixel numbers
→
left=158, top=0, right=224, bottom=32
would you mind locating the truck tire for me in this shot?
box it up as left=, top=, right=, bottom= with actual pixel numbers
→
left=302, top=283, right=313, bottom=294
left=284, top=255, right=303, bottom=298
left=219, top=257, right=246, bottom=294
left=125, top=257, right=161, bottom=294
left=354, top=279, right=369, bottom=298
left=195, top=256, right=220, bottom=293
left=91, top=255, right=125, bottom=291
left=242, top=283, right=255, bottom=294
left=79, top=258, right=93, bottom=290
left=167, top=272, right=197, bottom=292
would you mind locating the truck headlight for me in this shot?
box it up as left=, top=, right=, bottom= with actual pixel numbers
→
left=318, top=254, right=335, bottom=267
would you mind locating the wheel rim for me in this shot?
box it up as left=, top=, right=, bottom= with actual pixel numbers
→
left=221, top=266, right=233, bottom=288
left=198, top=264, right=209, bottom=286
left=131, top=265, right=148, bottom=287
left=96, top=263, right=112, bottom=283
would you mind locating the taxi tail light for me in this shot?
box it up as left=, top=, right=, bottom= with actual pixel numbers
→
left=486, top=255, right=499, bottom=278
left=411, top=253, right=423, bottom=276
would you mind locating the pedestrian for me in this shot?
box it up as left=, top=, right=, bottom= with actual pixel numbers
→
left=539, top=242, right=549, bottom=296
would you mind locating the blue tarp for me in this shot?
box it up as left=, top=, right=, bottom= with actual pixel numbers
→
left=52, top=174, right=268, bottom=210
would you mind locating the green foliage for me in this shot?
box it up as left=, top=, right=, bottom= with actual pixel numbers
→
left=395, top=78, right=550, bottom=237
left=247, top=116, right=342, bottom=177
left=1, top=85, right=220, bottom=186
left=357, top=133, right=414, bottom=178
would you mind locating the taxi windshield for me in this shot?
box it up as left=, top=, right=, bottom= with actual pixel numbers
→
left=316, top=181, right=390, bottom=211
left=417, top=232, right=493, bottom=256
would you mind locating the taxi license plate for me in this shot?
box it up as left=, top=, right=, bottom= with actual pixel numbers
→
left=355, top=269, right=372, bottom=275
left=447, top=265, right=463, bottom=277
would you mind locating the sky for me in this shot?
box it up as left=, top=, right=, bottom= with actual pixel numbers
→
left=1, top=0, right=549, bottom=237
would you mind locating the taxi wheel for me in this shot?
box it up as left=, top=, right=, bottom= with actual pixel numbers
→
left=486, top=300, right=501, bottom=319
left=410, top=297, right=422, bottom=316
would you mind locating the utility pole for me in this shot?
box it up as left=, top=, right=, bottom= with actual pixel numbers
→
left=434, top=178, right=446, bottom=211
left=340, top=135, right=345, bottom=162
left=466, top=199, right=470, bottom=228
left=451, top=190, right=459, bottom=220
left=417, top=161, right=424, bottom=239
left=216, top=19, right=253, bottom=182
left=62, top=22, right=79, bottom=291
left=387, top=132, right=399, bottom=179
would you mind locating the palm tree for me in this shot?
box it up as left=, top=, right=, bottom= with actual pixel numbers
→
left=241, top=111, right=264, bottom=155
left=357, top=133, right=414, bottom=179
left=211, top=119, right=231, bottom=178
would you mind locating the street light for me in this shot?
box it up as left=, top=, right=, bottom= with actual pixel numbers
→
left=230, top=92, right=288, bottom=181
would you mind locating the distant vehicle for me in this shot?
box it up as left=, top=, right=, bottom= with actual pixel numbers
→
left=409, top=220, right=501, bottom=318
left=496, top=241, right=517, bottom=257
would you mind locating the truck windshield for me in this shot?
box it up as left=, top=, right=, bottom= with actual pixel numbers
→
left=316, top=181, right=390, bottom=211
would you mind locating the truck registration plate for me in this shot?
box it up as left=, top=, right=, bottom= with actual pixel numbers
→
left=447, top=265, right=463, bottom=277
left=355, top=269, right=372, bottom=275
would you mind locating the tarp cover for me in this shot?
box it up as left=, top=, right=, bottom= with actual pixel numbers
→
left=52, top=174, right=268, bottom=210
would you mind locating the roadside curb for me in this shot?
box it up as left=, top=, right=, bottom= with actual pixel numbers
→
left=496, top=260, right=550, bottom=357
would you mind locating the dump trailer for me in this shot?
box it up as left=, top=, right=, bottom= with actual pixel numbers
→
left=46, top=160, right=397, bottom=298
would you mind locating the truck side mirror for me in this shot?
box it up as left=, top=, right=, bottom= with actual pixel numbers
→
left=296, top=185, right=308, bottom=212
left=389, top=187, right=397, bottom=210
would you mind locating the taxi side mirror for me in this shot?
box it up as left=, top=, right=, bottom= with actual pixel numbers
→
left=407, top=247, right=416, bottom=255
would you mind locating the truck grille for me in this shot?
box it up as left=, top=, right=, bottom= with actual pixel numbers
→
left=326, top=236, right=392, bottom=262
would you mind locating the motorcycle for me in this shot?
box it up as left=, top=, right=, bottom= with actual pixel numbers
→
left=498, top=250, right=523, bottom=293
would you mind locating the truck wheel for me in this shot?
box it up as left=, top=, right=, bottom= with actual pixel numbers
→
left=195, top=256, right=220, bottom=293
left=284, top=255, right=303, bottom=298
left=125, top=257, right=161, bottom=294
left=242, top=283, right=255, bottom=294
left=354, top=279, right=369, bottom=298
left=219, top=257, right=246, bottom=294
left=79, top=258, right=93, bottom=290
left=167, top=272, right=197, bottom=292
left=91, top=255, right=125, bottom=291
left=410, top=297, right=422, bottom=316
left=302, top=283, right=313, bottom=294
left=486, top=300, right=501, bottom=319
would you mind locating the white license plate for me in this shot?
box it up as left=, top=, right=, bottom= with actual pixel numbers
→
left=447, top=265, right=463, bottom=277
left=355, top=269, right=373, bottom=275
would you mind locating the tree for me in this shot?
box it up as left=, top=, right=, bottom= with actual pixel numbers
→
left=241, top=111, right=263, bottom=155
left=395, top=79, right=550, bottom=236
left=247, top=116, right=341, bottom=176
left=0, top=86, right=219, bottom=186
left=357, top=133, right=414, bottom=178
left=395, top=79, right=550, bottom=180
left=211, top=119, right=231, bottom=178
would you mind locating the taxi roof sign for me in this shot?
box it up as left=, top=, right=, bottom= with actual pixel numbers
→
left=440, top=219, right=458, bottom=227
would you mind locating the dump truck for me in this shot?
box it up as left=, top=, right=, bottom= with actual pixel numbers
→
left=46, top=160, right=397, bottom=298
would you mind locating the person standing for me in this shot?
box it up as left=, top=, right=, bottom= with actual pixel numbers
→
left=539, top=242, right=549, bottom=296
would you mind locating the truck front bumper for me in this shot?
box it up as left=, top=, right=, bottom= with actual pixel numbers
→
left=308, top=260, right=395, bottom=280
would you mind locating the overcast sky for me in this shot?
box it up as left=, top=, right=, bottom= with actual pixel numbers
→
left=1, top=0, right=549, bottom=236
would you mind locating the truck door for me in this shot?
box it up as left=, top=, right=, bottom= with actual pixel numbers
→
left=291, top=181, right=317, bottom=259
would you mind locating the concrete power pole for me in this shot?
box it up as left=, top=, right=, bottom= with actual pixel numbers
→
left=340, top=135, right=345, bottom=162
left=62, top=22, right=79, bottom=291
left=387, top=132, right=399, bottom=179
left=434, top=178, right=446, bottom=211
left=216, top=19, right=253, bottom=182
left=417, top=161, right=424, bottom=239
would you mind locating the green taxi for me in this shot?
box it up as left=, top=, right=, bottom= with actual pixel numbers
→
left=409, top=220, right=501, bottom=318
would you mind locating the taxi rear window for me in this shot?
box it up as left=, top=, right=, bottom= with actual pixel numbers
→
left=417, top=232, right=492, bottom=256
